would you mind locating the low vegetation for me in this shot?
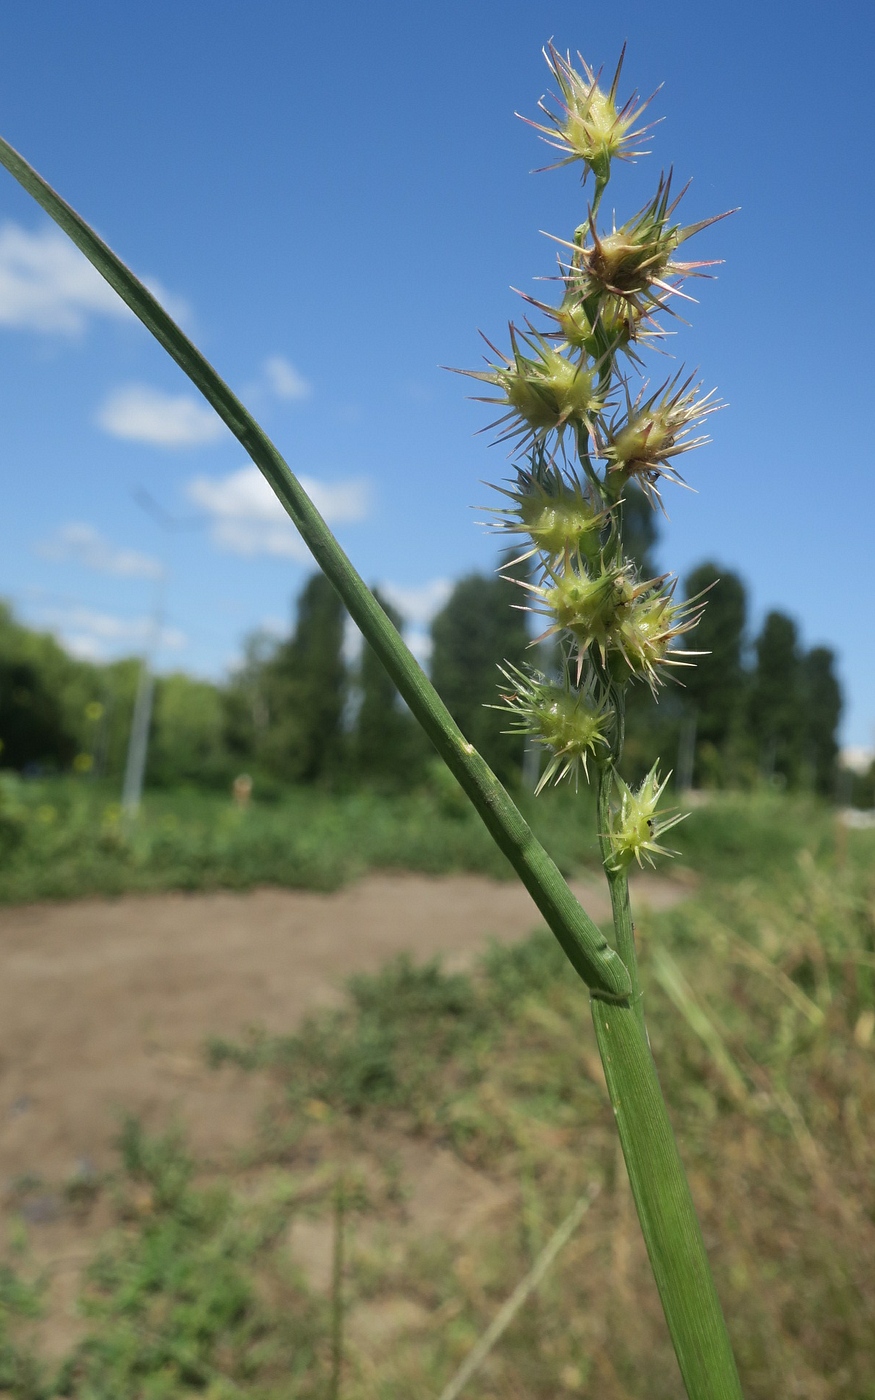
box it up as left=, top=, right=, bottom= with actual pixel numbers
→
left=1, top=796, right=872, bottom=1397
left=0, top=771, right=600, bottom=904
left=0, top=771, right=837, bottom=907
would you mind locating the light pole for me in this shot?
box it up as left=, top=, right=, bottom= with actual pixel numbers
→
left=121, top=489, right=200, bottom=818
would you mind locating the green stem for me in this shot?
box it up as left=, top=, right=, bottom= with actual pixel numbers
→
left=329, top=1178, right=345, bottom=1400
left=608, top=866, right=644, bottom=1030
left=591, top=172, right=608, bottom=220
left=597, top=762, right=645, bottom=1034
left=591, top=999, right=743, bottom=1399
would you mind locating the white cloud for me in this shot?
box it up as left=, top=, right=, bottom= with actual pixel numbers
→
left=0, top=221, right=190, bottom=335
left=38, top=605, right=185, bottom=660
left=0, top=222, right=124, bottom=334
left=841, top=746, right=874, bottom=776
left=380, top=578, right=452, bottom=628
left=187, top=463, right=369, bottom=559
left=405, top=628, right=434, bottom=669
left=343, top=615, right=364, bottom=667
left=262, top=355, right=312, bottom=401
left=376, top=580, right=452, bottom=673
left=37, top=522, right=163, bottom=579
left=96, top=383, right=224, bottom=447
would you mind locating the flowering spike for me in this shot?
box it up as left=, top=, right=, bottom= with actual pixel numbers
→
left=456, top=45, right=726, bottom=823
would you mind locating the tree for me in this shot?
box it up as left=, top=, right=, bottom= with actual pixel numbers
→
left=261, top=573, right=347, bottom=784
left=148, top=673, right=231, bottom=788
left=800, top=646, right=842, bottom=795
left=749, top=610, right=803, bottom=783
left=430, top=558, right=529, bottom=783
left=681, top=563, right=748, bottom=784
left=622, top=482, right=659, bottom=578
left=617, top=486, right=666, bottom=781
left=0, top=601, right=94, bottom=771
left=223, top=630, right=275, bottom=768
left=0, top=655, right=74, bottom=771
left=353, top=589, right=428, bottom=787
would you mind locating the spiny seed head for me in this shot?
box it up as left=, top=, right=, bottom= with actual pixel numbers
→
left=512, top=278, right=653, bottom=367
left=553, top=287, right=644, bottom=358
left=578, top=174, right=728, bottom=319
left=524, top=44, right=655, bottom=185
left=608, top=584, right=705, bottom=692
left=607, top=764, right=687, bottom=871
left=489, top=460, right=609, bottom=560
left=495, top=664, right=610, bottom=791
left=600, top=372, right=722, bottom=501
left=505, top=346, right=595, bottom=430
left=462, top=326, right=604, bottom=449
left=532, top=557, right=638, bottom=656
left=552, top=293, right=599, bottom=351
left=518, top=486, right=604, bottom=559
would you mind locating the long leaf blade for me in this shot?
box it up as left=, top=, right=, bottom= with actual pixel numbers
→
left=0, top=134, right=629, bottom=1003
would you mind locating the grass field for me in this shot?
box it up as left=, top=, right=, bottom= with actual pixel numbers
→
left=0, top=770, right=840, bottom=904
left=0, top=791, right=872, bottom=1397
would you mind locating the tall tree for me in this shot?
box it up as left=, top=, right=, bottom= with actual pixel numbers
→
left=681, top=563, right=748, bottom=783
left=750, top=610, right=803, bottom=783
left=0, top=601, right=103, bottom=772
left=800, top=646, right=842, bottom=795
left=622, top=482, right=659, bottom=578
left=262, top=573, right=347, bottom=784
left=223, top=630, right=275, bottom=768
left=354, top=589, right=427, bottom=786
left=618, top=487, right=665, bottom=781
left=148, top=673, right=230, bottom=788
left=0, top=656, right=74, bottom=771
left=430, top=558, right=529, bottom=782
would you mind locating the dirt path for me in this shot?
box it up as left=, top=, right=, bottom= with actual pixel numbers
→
left=0, top=872, right=684, bottom=1185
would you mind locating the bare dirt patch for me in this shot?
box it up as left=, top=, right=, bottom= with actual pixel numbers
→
left=0, top=870, right=687, bottom=1374
left=0, top=871, right=683, bottom=1187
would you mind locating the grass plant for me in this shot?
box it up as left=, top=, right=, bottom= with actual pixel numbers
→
left=1, top=815, right=873, bottom=1396
left=0, top=40, right=815, bottom=1398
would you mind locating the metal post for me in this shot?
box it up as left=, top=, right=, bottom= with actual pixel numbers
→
left=121, top=660, right=156, bottom=816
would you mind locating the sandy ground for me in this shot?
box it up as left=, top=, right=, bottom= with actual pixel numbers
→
left=0, top=871, right=685, bottom=1187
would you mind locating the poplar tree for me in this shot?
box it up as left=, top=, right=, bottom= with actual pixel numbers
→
left=750, top=610, right=802, bottom=783
left=681, top=563, right=747, bottom=782
left=430, top=560, right=529, bottom=783
left=355, top=589, right=426, bottom=786
left=263, top=573, right=346, bottom=784
left=801, top=646, right=841, bottom=795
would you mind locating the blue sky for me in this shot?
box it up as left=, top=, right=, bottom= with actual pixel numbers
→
left=1, top=1, right=873, bottom=747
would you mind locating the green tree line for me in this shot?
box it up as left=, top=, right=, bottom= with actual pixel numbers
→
left=0, top=547, right=847, bottom=799
left=680, top=563, right=842, bottom=794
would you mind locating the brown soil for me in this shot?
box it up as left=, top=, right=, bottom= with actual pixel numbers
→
left=0, top=870, right=686, bottom=1364
left=0, top=871, right=683, bottom=1187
